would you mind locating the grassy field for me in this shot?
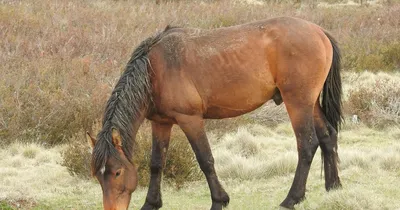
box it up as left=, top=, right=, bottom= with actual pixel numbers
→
left=1, top=122, right=400, bottom=209
left=1, top=0, right=400, bottom=209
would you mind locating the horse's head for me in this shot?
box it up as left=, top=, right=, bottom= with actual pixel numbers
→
left=87, top=130, right=137, bottom=210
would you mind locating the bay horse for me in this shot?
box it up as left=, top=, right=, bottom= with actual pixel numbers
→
left=87, top=16, right=342, bottom=210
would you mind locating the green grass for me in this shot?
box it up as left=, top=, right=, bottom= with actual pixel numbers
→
left=0, top=201, right=14, bottom=210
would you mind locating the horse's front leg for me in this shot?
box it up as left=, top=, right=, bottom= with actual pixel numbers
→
left=141, top=122, right=172, bottom=210
left=176, top=114, right=230, bottom=210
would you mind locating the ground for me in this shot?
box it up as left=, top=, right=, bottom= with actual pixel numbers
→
left=1, top=123, right=399, bottom=210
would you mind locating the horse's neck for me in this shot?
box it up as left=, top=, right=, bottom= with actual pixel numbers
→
left=132, top=114, right=146, bottom=135
left=126, top=110, right=147, bottom=147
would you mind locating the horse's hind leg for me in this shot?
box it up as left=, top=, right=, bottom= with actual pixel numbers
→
left=313, top=103, right=341, bottom=191
left=279, top=96, right=319, bottom=209
left=175, top=114, right=229, bottom=210
left=141, top=122, right=172, bottom=210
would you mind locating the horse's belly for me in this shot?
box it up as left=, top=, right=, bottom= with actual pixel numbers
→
left=203, top=82, right=276, bottom=119
left=204, top=105, right=263, bottom=119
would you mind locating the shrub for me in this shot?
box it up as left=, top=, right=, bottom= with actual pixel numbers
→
left=346, top=72, right=400, bottom=127
left=343, top=40, right=400, bottom=72
left=61, top=133, right=92, bottom=179
left=135, top=123, right=201, bottom=189
left=162, top=134, right=203, bottom=189
left=382, top=42, right=400, bottom=70
left=0, top=58, right=110, bottom=146
left=61, top=122, right=201, bottom=187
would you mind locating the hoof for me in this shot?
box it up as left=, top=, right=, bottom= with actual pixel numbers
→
left=211, top=202, right=223, bottom=210
left=141, top=200, right=162, bottom=210
left=210, top=192, right=230, bottom=210
left=140, top=203, right=154, bottom=210
left=326, top=180, right=342, bottom=191
left=279, top=205, right=294, bottom=210
left=280, top=195, right=304, bottom=210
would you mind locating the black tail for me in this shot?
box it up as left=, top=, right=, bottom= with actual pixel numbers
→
left=322, top=31, right=343, bottom=132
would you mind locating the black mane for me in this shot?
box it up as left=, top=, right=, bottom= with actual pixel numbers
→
left=91, top=26, right=173, bottom=175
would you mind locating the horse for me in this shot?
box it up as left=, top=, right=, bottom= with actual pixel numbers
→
left=87, top=16, right=343, bottom=210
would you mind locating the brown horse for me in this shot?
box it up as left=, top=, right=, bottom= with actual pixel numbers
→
left=87, top=16, right=342, bottom=210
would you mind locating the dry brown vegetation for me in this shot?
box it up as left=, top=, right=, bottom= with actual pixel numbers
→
left=345, top=71, right=400, bottom=127
left=1, top=0, right=400, bottom=146
left=1, top=0, right=400, bottom=209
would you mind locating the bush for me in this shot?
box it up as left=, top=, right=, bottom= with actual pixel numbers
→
left=135, top=123, right=202, bottom=189
left=343, top=40, right=400, bottom=72
left=382, top=42, right=400, bottom=70
left=61, top=133, right=92, bottom=179
left=0, top=58, right=110, bottom=146
left=61, top=122, right=201, bottom=186
left=346, top=72, right=400, bottom=127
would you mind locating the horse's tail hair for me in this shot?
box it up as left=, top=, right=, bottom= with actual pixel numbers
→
left=322, top=31, right=343, bottom=132
left=320, top=31, right=343, bottom=180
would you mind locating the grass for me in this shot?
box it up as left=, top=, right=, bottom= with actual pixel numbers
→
left=1, top=0, right=400, bottom=209
left=1, top=0, right=400, bottom=145
left=1, top=122, right=400, bottom=209
left=0, top=201, right=13, bottom=210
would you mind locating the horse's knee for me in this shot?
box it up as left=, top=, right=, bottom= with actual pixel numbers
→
left=320, top=127, right=338, bottom=153
left=302, top=147, right=317, bottom=165
left=198, top=154, right=215, bottom=174
left=149, top=156, right=163, bottom=174
left=328, top=126, right=338, bottom=144
left=301, top=135, right=319, bottom=164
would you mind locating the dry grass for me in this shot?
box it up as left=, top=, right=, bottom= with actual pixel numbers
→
left=1, top=122, right=400, bottom=209
left=1, top=0, right=400, bottom=145
left=0, top=143, right=102, bottom=209
left=1, top=0, right=400, bottom=209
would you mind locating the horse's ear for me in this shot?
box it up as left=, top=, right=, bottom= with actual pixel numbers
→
left=111, top=128, right=122, bottom=148
left=86, top=131, right=96, bottom=148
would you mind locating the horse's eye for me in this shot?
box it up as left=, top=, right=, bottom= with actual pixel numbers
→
left=116, top=170, right=121, bottom=177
